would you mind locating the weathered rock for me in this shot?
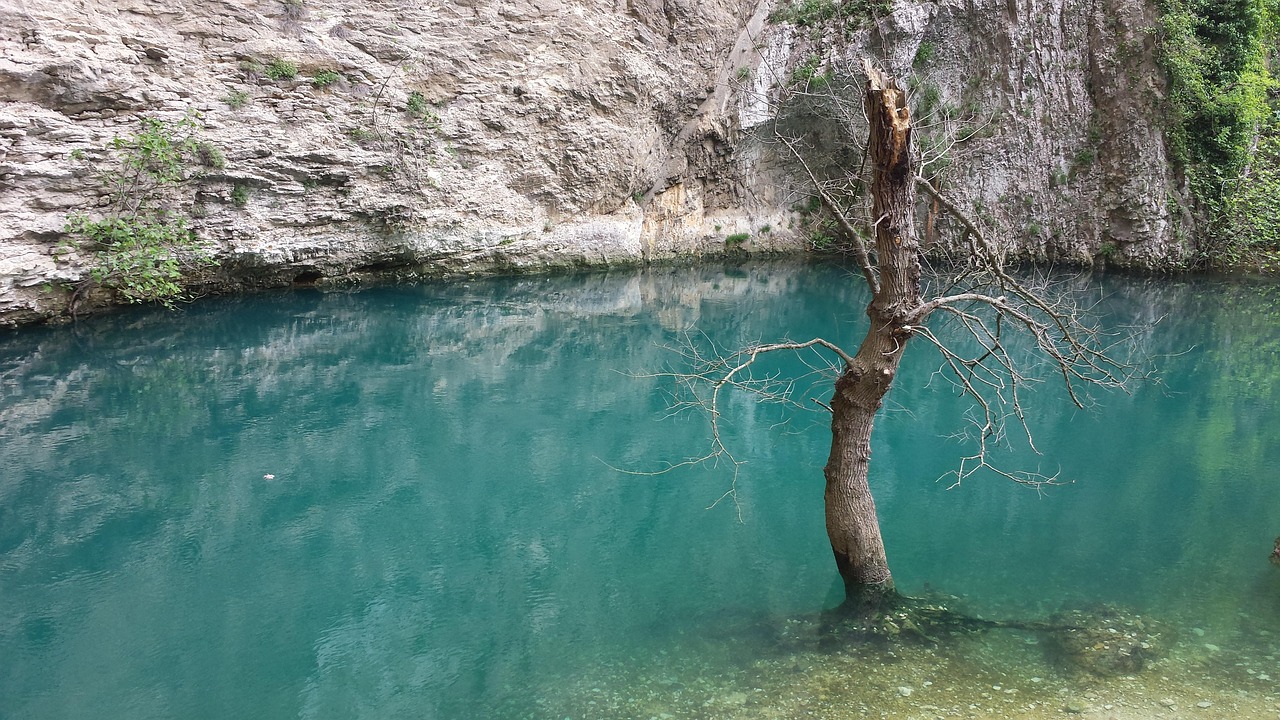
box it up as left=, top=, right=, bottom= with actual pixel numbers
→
left=0, top=0, right=1194, bottom=326
left=1043, top=605, right=1171, bottom=675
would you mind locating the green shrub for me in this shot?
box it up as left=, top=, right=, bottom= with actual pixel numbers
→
left=1071, top=148, right=1097, bottom=170
left=1225, top=131, right=1280, bottom=251
left=725, top=232, right=751, bottom=247
left=239, top=60, right=264, bottom=81
left=62, top=115, right=217, bottom=306
left=65, top=214, right=190, bottom=303
left=1157, top=0, right=1279, bottom=259
left=787, top=55, right=831, bottom=89
left=265, top=58, right=298, bottom=81
left=196, top=141, right=225, bottom=169
left=404, top=91, right=442, bottom=129
left=223, top=90, right=251, bottom=109
left=347, top=127, right=376, bottom=146
left=769, top=0, right=890, bottom=29
left=406, top=91, right=428, bottom=115
left=915, top=84, right=942, bottom=117
left=913, top=41, right=937, bottom=66
left=231, top=184, right=250, bottom=207
left=311, top=70, right=341, bottom=89
left=810, top=228, right=835, bottom=249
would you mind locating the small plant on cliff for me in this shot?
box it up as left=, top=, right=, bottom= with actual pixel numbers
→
left=280, top=0, right=308, bottom=34
left=404, top=91, right=443, bottom=130
left=196, top=141, right=225, bottom=169
left=787, top=55, right=832, bottom=89
left=230, top=183, right=250, bottom=208
left=725, top=232, right=751, bottom=248
left=913, top=41, right=937, bottom=67
left=63, top=115, right=216, bottom=309
left=405, top=91, right=428, bottom=116
left=222, top=90, right=251, bottom=109
left=311, top=70, right=342, bottom=89
left=239, top=60, right=265, bottom=82
left=265, top=58, right=299, bottom=81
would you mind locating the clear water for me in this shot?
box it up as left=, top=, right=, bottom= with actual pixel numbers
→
left=2, top=262, right=1279, bottom=719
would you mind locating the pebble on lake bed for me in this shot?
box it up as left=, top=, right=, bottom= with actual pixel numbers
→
left=1064, top=698, right=1089, bottom=713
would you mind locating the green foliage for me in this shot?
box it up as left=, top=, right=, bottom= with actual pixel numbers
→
left=196, top=141, right=225, bottom=169
left=915, top=83, right=942, bottom=118
left=1071, top=147, right=1097, bottom=171
left=311, top=70, right=341, bottom=89
left=809, top=221, right=837, bottom=249
left=265, top=58, right=298, bottom=81
left=725, top=232, right=751, bottom=247
left=239, top=60, right=265, bottom=81
left=787, top=55, right=831, bottom=89
left=794, top=195, right=823, bottom=215
left=406, top=91, right=428, bottom=115
left=735, top=66, right=752, bottom=81
left=1097, top=242, right=1119, bottom=259
left=913, top=41, right=937, bottom=66
left=222, top=90, right=251, bottom=109
left=347, top=126, right=376, bottom=146
left=1157, top=0, right=1280, bottom=258
left=404, top=91, right=442, bottom=129
left=1224, top=128, right=1280, bottom=252
left=63, top=116, right=215, bottom=306
left=231, top=184, right=250, bottom=208
left=769, top=0, right=890, bottom=30
left=64, top=214, right=189, bottom=303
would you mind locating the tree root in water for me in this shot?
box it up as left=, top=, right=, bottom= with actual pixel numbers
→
left=805, top=594, right=1172, bottom=676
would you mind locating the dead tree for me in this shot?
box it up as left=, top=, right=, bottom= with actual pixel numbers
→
left=664, top=61, right=1134, bottom=615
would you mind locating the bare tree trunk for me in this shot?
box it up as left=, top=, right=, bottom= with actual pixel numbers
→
left=824, top=62, right=921, bottom=613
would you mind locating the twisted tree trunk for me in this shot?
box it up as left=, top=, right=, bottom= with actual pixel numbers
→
left=824, top=62, right=922, bottom=613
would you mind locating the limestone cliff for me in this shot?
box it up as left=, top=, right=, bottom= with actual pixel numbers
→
left=0, top=0, right=1188, bottom=327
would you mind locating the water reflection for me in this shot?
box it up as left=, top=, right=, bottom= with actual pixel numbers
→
left=1, top=263, right=1278, bottom=719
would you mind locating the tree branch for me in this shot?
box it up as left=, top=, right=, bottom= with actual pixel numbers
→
left=777, top=136, right=880, bottom=295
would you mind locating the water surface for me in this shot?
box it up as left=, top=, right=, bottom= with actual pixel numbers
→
left=2, top=262, right=1278, bottom=718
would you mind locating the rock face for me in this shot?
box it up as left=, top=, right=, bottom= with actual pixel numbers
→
left=0, top=0, right=1189, bottom=327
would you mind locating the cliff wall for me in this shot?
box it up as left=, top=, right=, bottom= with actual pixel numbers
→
left=0, top=0, right=1189, bottom=326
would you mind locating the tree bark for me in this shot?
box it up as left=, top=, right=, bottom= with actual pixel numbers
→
left=824, top=62, right=921, bottom=613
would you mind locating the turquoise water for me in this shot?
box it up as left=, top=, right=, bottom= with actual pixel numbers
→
left=2, top=262, right=1279, bottom=719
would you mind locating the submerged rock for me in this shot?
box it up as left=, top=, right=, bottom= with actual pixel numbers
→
left=1043, top=605, right=1171, bottom=676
